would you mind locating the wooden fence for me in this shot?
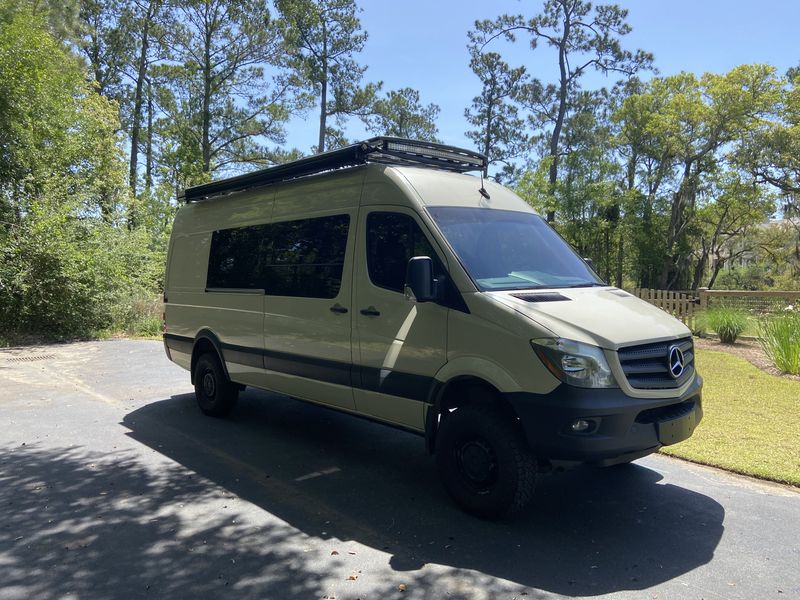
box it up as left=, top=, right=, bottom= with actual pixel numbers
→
left=697, top=289, right=800, bottom=313
left=631, top=288, right=800, bottom=327
left=632, top=288, right=697, bottom=328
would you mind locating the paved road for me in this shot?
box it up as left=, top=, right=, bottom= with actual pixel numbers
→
left=0, top=339, right=797, bottom=600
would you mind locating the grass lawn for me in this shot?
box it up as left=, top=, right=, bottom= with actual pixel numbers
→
left=660, top=348, right=800, bottom=487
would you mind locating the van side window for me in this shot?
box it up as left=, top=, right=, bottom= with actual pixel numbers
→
left=265, top=214, right=350, bottom=298
left=366, top=212, right=440, bottom=293
left=206, top=214, right=350, bottom=298
left=207, top=225, right=269, bottom=289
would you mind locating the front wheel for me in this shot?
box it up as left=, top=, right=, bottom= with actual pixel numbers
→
left=193, top=352, right=238, bottom=417
left=435, top=404, right=537, bottom=518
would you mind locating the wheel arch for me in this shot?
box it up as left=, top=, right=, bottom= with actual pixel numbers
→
left=190, top=329, right=229, bottom=384
left=425, top=374, right=522, bottom=455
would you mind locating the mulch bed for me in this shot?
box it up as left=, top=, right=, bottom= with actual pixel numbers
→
left=694, top=336, right=800, bottom=381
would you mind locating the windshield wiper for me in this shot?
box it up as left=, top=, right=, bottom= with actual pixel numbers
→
left=559, top=282, right=606, bottom=288
left=489, top=282, right=605, bottom=291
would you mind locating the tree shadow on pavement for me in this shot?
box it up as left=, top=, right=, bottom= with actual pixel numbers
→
left=117, top=389, right=725, bottom=598
left=0, top=444, right=326, bottom=600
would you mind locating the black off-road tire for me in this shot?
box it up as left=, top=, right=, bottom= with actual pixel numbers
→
left=193, top=353, right=238, bottom=417
left=435, top=404, right=537, bottom=519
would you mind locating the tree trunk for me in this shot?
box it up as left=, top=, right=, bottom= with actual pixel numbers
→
left=546, top=9, right=572, bottom=223
left=145, top=77, right=153, bottom=194
left=318, top=76, right=327, bottom=153
left=659, top=161, right=693, bottom=288
left=691, top=240, right=709, bottom=291
left=88, top=32, right=106, bottom=96
left=128, top=3, right=154, bottom=197
left=483, top=82, right=494, bottom=162
left=202, top=8, right=212, bottom=172
left=317, top=20, right=328, bottom=153
left=616, top=230, right=624, bottom=288
left=707, top=257, right=724, bottom=289
left=626, top=153, right=636, bottom=192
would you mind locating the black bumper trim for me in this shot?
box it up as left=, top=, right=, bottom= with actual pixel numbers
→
left=503, top=376, right=703, bottom=462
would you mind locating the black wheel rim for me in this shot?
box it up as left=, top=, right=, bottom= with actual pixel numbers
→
left=455, top=438, right=498, bottom=494
left=202, top=371, right=216, bottom=399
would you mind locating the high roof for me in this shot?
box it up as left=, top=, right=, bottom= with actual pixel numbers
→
left=181, top=137, right=488, bottom=203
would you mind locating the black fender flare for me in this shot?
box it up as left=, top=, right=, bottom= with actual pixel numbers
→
left=190, top=329, right=230, bottom=384
left=424, top=380, right=446, bottom=454
left=424, top=377, right=515, bottom=454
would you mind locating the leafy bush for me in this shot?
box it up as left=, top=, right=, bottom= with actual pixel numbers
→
left=758, top=311, right=800, bottom=375
left=0, top=204, right=167, bottom=340
left=111, top=293, right=163, bottom=337
left=714, top=265, right=774, bottom=291
left=691, top=311, right=708, bottom=336
left=0, top=7, right=168, bottom=343
left=703, top=306, right=749, bottom=344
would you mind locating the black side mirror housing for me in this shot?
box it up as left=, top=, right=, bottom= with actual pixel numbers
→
left=405, top=256, right=437, bottom=302
left=583, top=257, right=595, bottom=270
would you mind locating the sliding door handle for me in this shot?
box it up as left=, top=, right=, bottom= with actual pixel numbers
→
left=329, top=304, right=349, bottom=314
left=360, top=306, right=381, bottom=317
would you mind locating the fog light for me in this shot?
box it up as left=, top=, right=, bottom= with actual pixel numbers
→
left=571, top=419, right=591, bottom=432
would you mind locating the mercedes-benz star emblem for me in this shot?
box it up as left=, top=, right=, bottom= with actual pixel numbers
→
left=668, top=345, right=685, bottom=379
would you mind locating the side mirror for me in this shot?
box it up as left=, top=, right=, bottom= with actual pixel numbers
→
left=405, top=256, right=437, bottom=302
left=583, top=257, right=595, bottom=270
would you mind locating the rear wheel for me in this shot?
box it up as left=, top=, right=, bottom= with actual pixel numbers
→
left=193, top=352, right=238, bottom=417
left=435, top=404, right=537, bottom=518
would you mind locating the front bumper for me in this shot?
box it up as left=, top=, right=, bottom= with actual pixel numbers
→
left=504, top=375, right=703, bottom=462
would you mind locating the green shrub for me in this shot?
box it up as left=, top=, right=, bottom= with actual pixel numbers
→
left=0, top=206, right=167, bottom=341
left=691, top=311, right=708, bottom=336
left=704, top=306, right=749, bottom=344
left=758, top=312, right=800, bottom=375
left=110, top=292, right=163, bottom=337
left=131, top=313, right=163, bottom=337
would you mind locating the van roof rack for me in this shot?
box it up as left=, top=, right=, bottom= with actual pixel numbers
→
left=181, top=137, right=488, bottom=202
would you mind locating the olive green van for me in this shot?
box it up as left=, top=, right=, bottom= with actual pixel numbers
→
left=163, top=137, right=702, bottom=518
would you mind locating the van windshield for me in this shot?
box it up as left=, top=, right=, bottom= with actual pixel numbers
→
left=427, top=206, right=604, bottom=291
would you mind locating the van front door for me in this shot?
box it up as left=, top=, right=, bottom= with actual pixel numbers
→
left=353, top=208, right=449, bottom=431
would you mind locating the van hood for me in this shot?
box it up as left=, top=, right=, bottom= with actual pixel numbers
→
left=487, top=287, right=690, bottom=350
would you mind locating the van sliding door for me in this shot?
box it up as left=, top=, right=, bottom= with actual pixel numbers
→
left=261, top=174, right=361, bottom=410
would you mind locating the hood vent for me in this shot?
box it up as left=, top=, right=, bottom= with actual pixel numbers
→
left=511, top=292, right=571, bottom=303
left=607, top=289, right=633, bottom=298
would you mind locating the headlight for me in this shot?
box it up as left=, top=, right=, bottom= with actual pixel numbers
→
left=530, top=338, right=618, bottom=388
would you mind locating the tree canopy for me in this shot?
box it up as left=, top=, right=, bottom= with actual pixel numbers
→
left=1, top=0, right=799, bottom=342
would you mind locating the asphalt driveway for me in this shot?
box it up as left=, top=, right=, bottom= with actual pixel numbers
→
left=0, top=339, right=797, bottom=599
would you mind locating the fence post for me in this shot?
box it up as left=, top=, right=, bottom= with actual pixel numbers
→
left=699, top=287, right=709, bottom=310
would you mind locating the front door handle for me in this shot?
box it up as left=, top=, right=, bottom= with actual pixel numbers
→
left=329, top=304, right=348, bottom=314
left=360, top=306, right=381, bottom=317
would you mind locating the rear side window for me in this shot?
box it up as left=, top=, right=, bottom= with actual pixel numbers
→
left=265, top=215, right=350, bottom=298
left=206, top=214, right=350, bottom=298
left=207, top=225, right=269, bottom=289
left=366, top=212, right=441, bottom=293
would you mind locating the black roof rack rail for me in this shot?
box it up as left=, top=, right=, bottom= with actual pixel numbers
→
left=181, top=137, right=488, bottom=202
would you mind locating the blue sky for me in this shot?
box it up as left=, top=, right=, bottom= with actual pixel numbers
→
left=284, top=0, right=800, bottom=153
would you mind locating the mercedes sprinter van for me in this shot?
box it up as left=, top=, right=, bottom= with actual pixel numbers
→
left=163, top=137, right=702, bottom=518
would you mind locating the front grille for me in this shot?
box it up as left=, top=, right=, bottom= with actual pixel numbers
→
left=617, top=337, right=694, bottom=390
